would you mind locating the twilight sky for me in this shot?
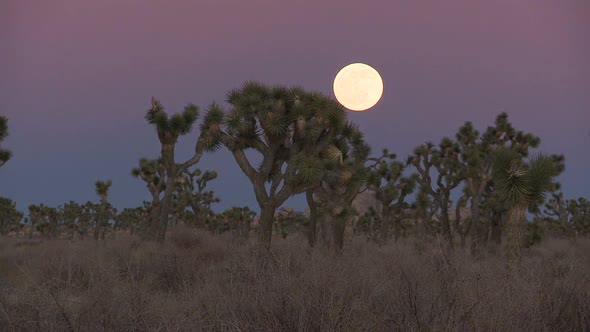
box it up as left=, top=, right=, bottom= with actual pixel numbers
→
left=1, top=0, right=589, bottom=214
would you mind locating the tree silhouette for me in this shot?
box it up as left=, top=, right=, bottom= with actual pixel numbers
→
left=143, top=98, right=218, bottom=241
left=306, top=122, right=370, bottom=250
left=365, top=149, right=417, bottom=244
left=202, top=82, right=352, bottom=249
left=456, top=113, right=540, bottom=254
left=0, top=197, right=23, bottom=235
left=94, top=180, right=112, bottom=240
left=492, top=148, right=560, bottom=258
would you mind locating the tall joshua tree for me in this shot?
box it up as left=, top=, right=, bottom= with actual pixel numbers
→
left=94, top=180, right=112, bottom=240
left=0, top=197, right=23, bottom=235
left=62, top=201, right=82, bottom=239
left=143, top=98, right=218, bottom=241
left=28, top=204, right=43, bottom=239
left=176, top=168, right=220, bottom=227
left=0, top=115, right=12, bottom=167
left=407, top=142, right=439, bottom=241
left=306, top=123, right=370, bottom=250
left=456, top=113, right=540, bottom=253
left=202, top=82, right=351, bottom=249
left=365, top=149, right=417, bottom=243
left=432, top=138, right=463, bottom=249
left=132, top=158, right=166, bottom=238
left=492, top=148, right=560, bottom=259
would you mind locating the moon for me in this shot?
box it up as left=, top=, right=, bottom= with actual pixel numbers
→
left=333, top=63, right=383, bottom=112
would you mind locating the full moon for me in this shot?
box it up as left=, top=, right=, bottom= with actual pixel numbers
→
left=333, top=63, right=383, bottom=112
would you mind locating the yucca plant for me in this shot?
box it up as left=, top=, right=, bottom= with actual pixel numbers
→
left=567, top=197, right=590, bottom=238
left=94, top=180, right=112, bottom=240
left=456, top=113, right=541, bottom=254
left=306, top=122, right=370, bottom=250
left=407, top=142, right=439, bottom=242
left=492, top=148, right=560, bottom=258
left=62, top=201, right=82, bottom=239
left=366, top=149, right=418, bottom=243
left=432, top=138, right=464, bottom=249
left=131, top=157, right=166, bottom=238
left=116, top=207, right=145, bottom=235
left=142, top=98, right=219, bottom=242
left=175, top=168, right=220, bottom=227
left=201, top=82, right=352, bottom=249
left=0, top=115, right=12, bottom=167
left=0, top=197, right=23, bottom=235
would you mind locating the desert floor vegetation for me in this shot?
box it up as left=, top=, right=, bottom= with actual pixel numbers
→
left=1, top=228, right=589, bottom=331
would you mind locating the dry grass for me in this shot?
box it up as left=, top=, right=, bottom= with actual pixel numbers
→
left=1, top=227, right=589, bottom=331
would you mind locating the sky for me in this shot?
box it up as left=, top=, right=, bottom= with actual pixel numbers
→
left=1, top=0, right=589, bottom=214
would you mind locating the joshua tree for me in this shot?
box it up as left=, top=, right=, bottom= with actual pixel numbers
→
left=218, top=206, right=256, bottom=240
left=94, top=180, right=112, bottom=240
left=543, top=192, right=571, bottom=236
left=0, top=197, right=23, bottom=235
left=0, top=115, right=12, bottom=167
left=365, top=149, right=417, bottom=244
left=132, top=158, right=165, bottom=238
left=27, top=204, right=43, bottom=239
left=115, top=207, right=145, bottom=235
left=142, top=98, right=219, bottom=241
left=543, top=192, right=590, bottom=239
left=354, top=207, right=382, bottom=243
left=305, top=122, right=370, bottom=250
left=568, top=198, right=590, bottom=238
left=491, top=148, right=560, bottom=259
left=203, top=82, right=353, bottom=249
left=62, top=201, right=82, bottom=239
left=407, top=143, right=440, bottom=244
left=453, top=194, right=471, bottom=248
left=175, top=168, right=220, bottom=227
left=456, top=113, right=540, bottom=254
left=32, top=205, right=60, bottom=239
left=76, top=201, right=98, bottom=239
left=432, top=138, right=463, bottom=249
left=275, top=207, right=307, bottom=240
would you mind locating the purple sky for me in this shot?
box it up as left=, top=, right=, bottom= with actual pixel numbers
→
left=1, top=0, right=589, bottom=213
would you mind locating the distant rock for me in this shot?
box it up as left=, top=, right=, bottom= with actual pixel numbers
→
left=352, top=191, right=382, bottom=216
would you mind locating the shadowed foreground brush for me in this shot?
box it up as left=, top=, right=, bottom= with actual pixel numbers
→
left=1, top=232, right=589, bottom=331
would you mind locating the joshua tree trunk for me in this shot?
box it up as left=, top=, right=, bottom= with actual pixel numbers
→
left=306, top=191, right=318, bottom=248
left=453, top=197, right=470, bottom=249
left=440, top=198, right=454, bottom=250
left=158, top=143, right=176, bottom=242
left=470, top=193, right=483, bottom=254
left=147, top=204, right=161, bottom=240
left=505, top=206, right=527, bottom=259
left=333, top=217, right=346, bottom=253
left=490, top=212, right=503, bottom=250
left=93, top=214, right=101, bottom=240
left=319, top=213, right=333, bottom=248
left=258, top=201, right=277, bottom=249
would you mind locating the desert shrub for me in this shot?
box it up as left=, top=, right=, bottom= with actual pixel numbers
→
left=1, top=236, right=589, bottom=331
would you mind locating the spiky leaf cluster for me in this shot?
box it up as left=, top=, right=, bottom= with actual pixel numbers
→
left=95, top=180, right=112, bottom=200
left=492, top=148, right=560, bottom=208
left=146, top=98, right=199, bottom=143
left=367, top=149, right=418, bottom=209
